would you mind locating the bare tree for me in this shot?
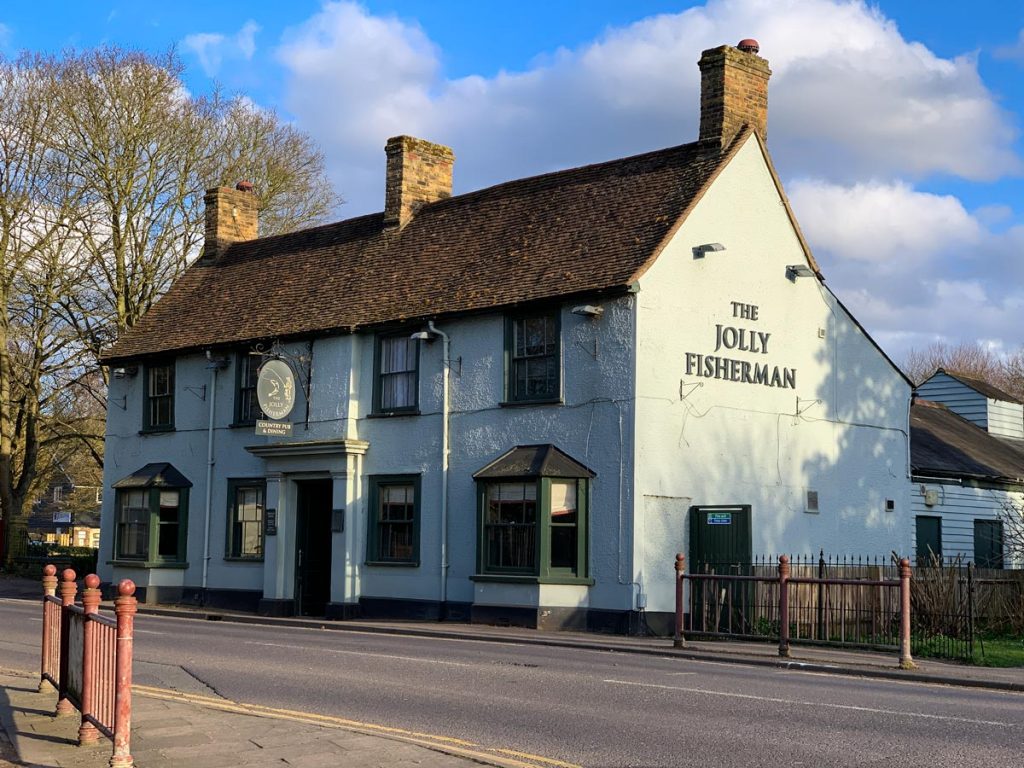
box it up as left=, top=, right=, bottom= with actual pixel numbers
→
left=902, top=341, right=1024, bottom=402
left=1, top=48, right=338, bottom=566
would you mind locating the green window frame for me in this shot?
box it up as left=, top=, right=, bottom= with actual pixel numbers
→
left=505, top=311, right=561, bottom=403
left=973, top=519, right=1004, bottom=569
left=226, top=479, right=266, bottom=560
left=476, top=477, right=589, bottom=581
left=234, top=352, right=265, bottom=425
left=366, top=475, right=421, bottom=565
left=373, top=334, right=420, bottom=414
left=114, top=487, right=189, bottom=563
left=143, top=361, right=175, bottom=431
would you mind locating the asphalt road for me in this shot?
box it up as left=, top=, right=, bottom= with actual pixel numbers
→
left=1, top=596, right=1021, bottom=767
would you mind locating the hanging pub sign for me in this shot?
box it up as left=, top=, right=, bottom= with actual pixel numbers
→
left=256, top=358, right=296, bottom=418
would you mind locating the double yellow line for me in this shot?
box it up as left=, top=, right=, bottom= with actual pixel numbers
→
left=133, top=684, right=581, bottom=768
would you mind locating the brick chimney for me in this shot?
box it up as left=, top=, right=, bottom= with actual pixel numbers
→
left=383, top=136, right=454, bottom=228
left=698, top=39, right=771, bottom=150
left=203, top=182, right=259, bottom=261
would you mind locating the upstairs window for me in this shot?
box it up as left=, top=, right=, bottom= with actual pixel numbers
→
left=143, top=361, right=174, bottom=431
left=506, top=312, right=560, bottom=402
left=235, top=353, right=265, bottom=425
left=374, top=334, right=419, bottom=413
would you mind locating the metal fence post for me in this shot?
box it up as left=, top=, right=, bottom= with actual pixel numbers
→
left=109, top=579, right=137, bottom=768
left=966, top=561, right=975, bottom=662
left=816, top=549, right=825, bottom=641
left=40, top=564, right=58, bottom=692
left=898, top=558, right=916, bottom=669
left=674, top=553, right=686, bottom=648
left=778, top=555, right=791, bottom=658
left=79, top=574, right=102, bottom=746
left=56, top=569, right=78, bottom=716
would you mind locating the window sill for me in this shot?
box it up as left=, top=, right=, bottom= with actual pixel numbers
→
left=365, top=560, right=420, bottom=568
left=107, top=559, right=189, bottom=569
left=471, top=573, right=594, bottom=586
left=223, top=556, right=264, bottom=563
left=367, top=410, right=421, bottom=419
left=499, top=398, right=563, bottom=408
left=139, top=426, right=175, bottom=435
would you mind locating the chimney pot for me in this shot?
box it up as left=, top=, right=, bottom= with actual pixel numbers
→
left=202, top=186, right=259, bottom=261
left=737, top=38, right=760, bottom=54
left=235, top=180, right=254, bottom=193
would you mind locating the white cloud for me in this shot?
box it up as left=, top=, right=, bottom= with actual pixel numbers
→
left=789, top=179, right=1024, bottom=359
left=275, top=0, right=1019, bottom=216
left=183, top=20, right=260, bottom=78
left=994, top=28, right=1024, bottom=62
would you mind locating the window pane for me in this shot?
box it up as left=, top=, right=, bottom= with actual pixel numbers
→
left=550, top=526, right=577, bottom=570
left=379, top=336, right=417, bottom=410
left=231, top=484, right=264, bottom=557
left=510, top=315, right=557, bottom=400
left=550, top=481, right=577, bottom=522
left=484, top=482, right=537, bottom=570
left=376, top=482, right=415, bottom=561
left=117, top=490, right=149, bottom=559
left=158, top=521, right=179, bottom=556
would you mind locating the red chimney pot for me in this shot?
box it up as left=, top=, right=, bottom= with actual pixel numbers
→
left=235, top=180, right=254, bottom=193
left=737, top=39, right=760, bottom=54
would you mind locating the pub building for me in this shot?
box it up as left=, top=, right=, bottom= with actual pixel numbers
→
left=98, top=40, right=916, bottom=632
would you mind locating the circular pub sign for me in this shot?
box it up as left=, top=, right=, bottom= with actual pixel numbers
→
left=256, top=359, right=296, bottom=420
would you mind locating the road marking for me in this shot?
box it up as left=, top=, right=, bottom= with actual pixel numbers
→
left=243, top=640, right=479, bottom=667
left=134, top=629, right=166, bottom=635
left=132, top=683, right=575, bottom=768
left=667, top=672, right=697, bottom=676
left=601, top=679, right=1016, bottom=727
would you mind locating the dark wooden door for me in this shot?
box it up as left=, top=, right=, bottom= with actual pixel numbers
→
left=688, top=505, right=753, bottom=633
left=295, top=479, right=333, bottom=616
left=915, top=515, right=942, bottom=566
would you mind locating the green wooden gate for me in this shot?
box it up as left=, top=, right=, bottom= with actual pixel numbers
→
left=688, top=505, right=753, bottom=633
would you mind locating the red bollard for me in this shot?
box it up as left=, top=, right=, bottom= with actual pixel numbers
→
left=79, top=574, right=102, bottom=746
left=778, top=555, right=791, bottom=658
left=674, top=554, right=686, bottom=648
left=109, top=579, right=137, bottom=768
left=56, top=569, right=78, bottom=716
left=898, top=558, right=916, bottom=670
left=40, top=564, right=58, bottom=692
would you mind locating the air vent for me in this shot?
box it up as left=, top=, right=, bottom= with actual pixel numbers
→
left=885, top=498, right=896, bottom=513
left=805, top=490, right=819, bottom=513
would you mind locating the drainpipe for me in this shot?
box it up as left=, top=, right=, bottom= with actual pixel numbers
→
left=427, top=321, right=450, bottom=614
left=201, top=351, right=221, bottom=600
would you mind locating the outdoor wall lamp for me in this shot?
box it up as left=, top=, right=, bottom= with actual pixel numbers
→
left=692, top=242, right=726, bottom=259
left=786, top=264, right=815, bottom=280
left=571, top=305, right=604, bottom=318
left=111, top=365, right=138, bottom=379
left=410, top=330, right=436, bottom=342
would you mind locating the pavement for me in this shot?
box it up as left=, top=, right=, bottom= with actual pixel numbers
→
left=1, top=573, right=1021, bottom=767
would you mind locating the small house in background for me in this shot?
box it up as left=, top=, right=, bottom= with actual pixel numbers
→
left=27, top=473, right=102, bottom=550
left=911, top=376, right=1024, bottom=567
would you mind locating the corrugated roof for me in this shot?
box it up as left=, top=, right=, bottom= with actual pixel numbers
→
left=911, top=400, right=1024, bottom=484
left=101, top=133, right=753, bottom=364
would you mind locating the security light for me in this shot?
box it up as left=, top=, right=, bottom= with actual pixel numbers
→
left=410, top=330, right=435, bottom=341
left=692, top=243, right=726, bottom=259
left=786, top=264, right=815, bottom=280
left=571, top=305, right=604, bottom=318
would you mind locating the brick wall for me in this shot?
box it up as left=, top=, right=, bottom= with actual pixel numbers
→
left=698, top=45, right=771, bottom=149
left=384, top=135, right=455, bottom=228
left=203, top=184, right=259, bottom=260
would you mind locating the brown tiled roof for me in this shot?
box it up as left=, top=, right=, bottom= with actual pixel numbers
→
left=103, top=133, right=748, bottom=364
left=911, top=400, right=1024, bottom=484
left=935, top=369, right=1022, bottom=405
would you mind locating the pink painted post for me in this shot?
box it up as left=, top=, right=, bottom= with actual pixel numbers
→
left=40, top=564, right=58, bottom=692
left=778, top=555, right=791, bottom=658
left=79, top=574, right=102, bottom=746
left=56, top=569, right=78, bottom=716
left=898, top=558, right=916, bottom=670
left=674, top=554, right=686, bottom=648
left=109, top=579, right=137, bottom=768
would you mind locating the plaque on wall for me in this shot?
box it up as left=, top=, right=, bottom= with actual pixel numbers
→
left=265, top=508, right=277, bottom=536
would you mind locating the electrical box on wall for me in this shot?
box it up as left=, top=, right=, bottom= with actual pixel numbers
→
left=924, top=489, right=939, bottom=507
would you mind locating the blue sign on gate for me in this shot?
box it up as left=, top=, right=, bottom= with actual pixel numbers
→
left=707, top=512, right=733, bottom=525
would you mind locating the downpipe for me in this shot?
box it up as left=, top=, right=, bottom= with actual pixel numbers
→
left=201, top=351, right=221, bottom=601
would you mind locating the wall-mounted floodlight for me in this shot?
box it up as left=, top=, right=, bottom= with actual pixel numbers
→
left=786, top=264, right=815, bottom=280
left=571, top=305, right=604, bottom=318
left=410, top=330, right=435, bottom=341
left=692, top=243, right=726, bottom=259
left=112, top=365, right=138, bottom=379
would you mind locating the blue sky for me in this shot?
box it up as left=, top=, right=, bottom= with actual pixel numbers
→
left=4, top=1, right=1024, bottom=360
